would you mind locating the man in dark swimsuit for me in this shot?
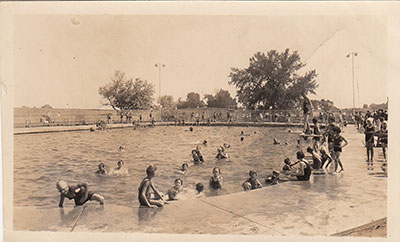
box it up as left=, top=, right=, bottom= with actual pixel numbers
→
left=302, top=93, right=312, bottom=133
left=56, top=181, right=104, bottom=207
left=138, top=165, right=167, bottom=208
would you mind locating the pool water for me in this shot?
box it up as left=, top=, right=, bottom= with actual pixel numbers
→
left=14, top=126, right=302, bottom=209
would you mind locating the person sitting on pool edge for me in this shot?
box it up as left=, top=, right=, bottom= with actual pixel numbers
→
left=56, top=181, right=105, bottom=208
left=95, top=162, right=107, bottom=175
left=138, top=165, right=167, bottom=208
left=306, top=146, right=322, bottom=171
left=242, top=170, right=263, bottom=191
left=282, top=151, right=312, bottom=181
left=209, top=167, right=223, bottom=189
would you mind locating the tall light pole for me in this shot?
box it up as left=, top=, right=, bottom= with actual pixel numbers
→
left=155, top=63, right=165, bottom=121
left=346, top=52, right=358, bottom=114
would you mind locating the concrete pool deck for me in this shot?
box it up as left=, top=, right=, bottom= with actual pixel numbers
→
left=13, top=125, right=387, bottom=236
left=14, top=121, right=305, bottom=135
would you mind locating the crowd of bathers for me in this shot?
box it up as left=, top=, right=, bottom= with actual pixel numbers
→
left=354, top=109, right=388, bottom=169
left=55, top=110, right=387, bottom=208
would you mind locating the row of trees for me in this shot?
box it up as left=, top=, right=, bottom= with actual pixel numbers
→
left=99, top=49, right=319, bottom=112
left=100, top=71, right=238, bottom=110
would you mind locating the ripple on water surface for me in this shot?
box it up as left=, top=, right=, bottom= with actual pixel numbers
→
left=14, top=126, right=299, bottom=208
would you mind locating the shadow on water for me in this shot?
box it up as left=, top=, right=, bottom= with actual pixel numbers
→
left=137, top=206, right=163, bottom=223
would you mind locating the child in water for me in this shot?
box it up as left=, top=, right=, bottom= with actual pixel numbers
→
left=209, top=167, right=223, bottom=189
left=242, top=170, right=262, bottom=191
left=56, top=181, right=105, bottom=207
left=138, top=165, right=167, bottom=208
left=110, top=160, right=129, bottom=176
left=282, top=158, right=292, bottom=171
left=95, top=162, right=107, bottom=175
left=179, top=163, right=189, bottom=174
left=167, top=178, right=184, bottom=200
left=265, top=170, right=280, bottom=185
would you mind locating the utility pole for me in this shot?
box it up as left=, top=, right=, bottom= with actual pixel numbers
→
left=155, top=63, right=165, bottom=121
left=346, top=52, right=358, bottom=114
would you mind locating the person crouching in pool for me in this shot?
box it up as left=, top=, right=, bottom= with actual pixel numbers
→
left=306, top=146, right=322, bottom=171
left=283, top=151, right=312, bottom=181
left=320, top=147, right=333, bottom=170
left=209, top=167, right=223, bottom=189
left=56, top=181, right=104, bottom=208
left=138, top=165, right=167, bottom=208
left=242, top=170, right=262, bottom=191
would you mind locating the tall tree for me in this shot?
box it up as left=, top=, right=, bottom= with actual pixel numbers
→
left=205, top=89, right=237, bottom=108
left=176, top=92, right=206, bottom=109
left=229, top=49, right=318, bottom=110
left=158, top=95, right=176, bottom=109
left=99, top=71, right=155, bottom=111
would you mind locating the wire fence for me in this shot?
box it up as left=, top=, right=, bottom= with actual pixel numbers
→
left=14, top=107, right=355, bottom=128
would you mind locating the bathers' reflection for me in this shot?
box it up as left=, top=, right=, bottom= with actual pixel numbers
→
left=137, top=206, right=163, bottom=223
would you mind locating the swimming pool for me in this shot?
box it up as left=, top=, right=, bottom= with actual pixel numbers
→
left=14, top=126, right=302, bottom=209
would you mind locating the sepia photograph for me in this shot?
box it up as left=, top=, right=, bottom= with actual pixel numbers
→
left=1, top=2, right=400, bottom=242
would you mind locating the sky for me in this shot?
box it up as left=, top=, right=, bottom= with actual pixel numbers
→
left=14, top=14, right=388, bottom=109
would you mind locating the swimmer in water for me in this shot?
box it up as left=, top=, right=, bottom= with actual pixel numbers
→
left=202, top=140, right=208, bottom=145
left=216, top=147, right=228, bottom=159
left=189, top=127, right=193, bottom=132
left=167, top=178, right=184, bottom=200
left=196, top=146, right=204, bottom=163
left=209, top=167, right=223, bottom=189
left=242, top=170, right=262, bottom=191
left=216, top=144, right=230, bottom=159
left=56, top=181, right=104, bottom=207
left=196, top=183, right=204, bottom=194
left=240, top=137, right=244, bottom=141
left=95, top=162, right=107, bottom=175
left=119, top=145, right=125, bottom=151
left=177, top=163, right=189, bottom=174
left=110, top=160, right=128, bottom=175
left=265, top=170, right=280, bottom=185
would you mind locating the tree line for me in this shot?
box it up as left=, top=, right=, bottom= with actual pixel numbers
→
left=99, top=49, right=321, bottom=112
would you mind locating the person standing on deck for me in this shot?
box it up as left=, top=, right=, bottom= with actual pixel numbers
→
left=302, top=93, right=313, bottom=134
left=365, top=118, right=375, bottom=167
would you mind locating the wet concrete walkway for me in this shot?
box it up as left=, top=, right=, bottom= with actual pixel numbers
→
left=13, top=125, right=386, bottom=236
left=14, top=121, right=304, bottom=135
